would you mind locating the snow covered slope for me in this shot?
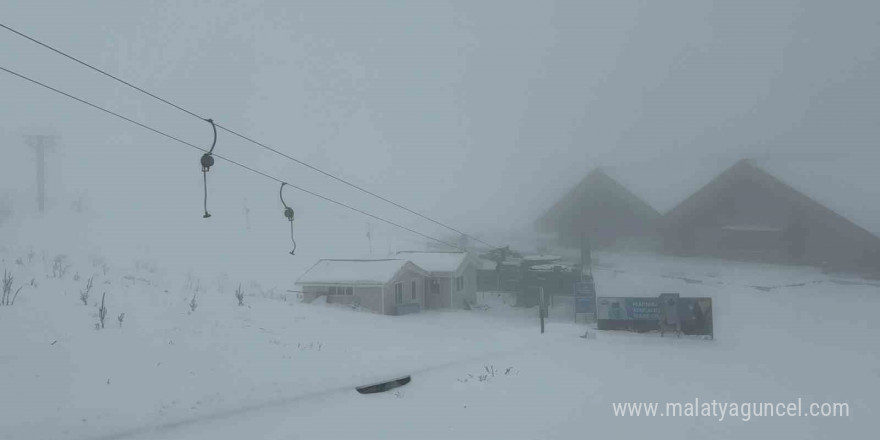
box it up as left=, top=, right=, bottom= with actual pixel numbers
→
left=1, top=247, right=877, bottom=439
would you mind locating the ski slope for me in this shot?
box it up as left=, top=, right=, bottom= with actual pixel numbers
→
left=1, top=248, right=877, bottom=439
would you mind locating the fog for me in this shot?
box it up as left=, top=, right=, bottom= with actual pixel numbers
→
left=4, top=2, right=880, bottom=439
left=2, top=0, right=879, bottom=280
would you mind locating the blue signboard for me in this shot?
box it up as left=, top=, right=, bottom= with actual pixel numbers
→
left=573, top=278, right=596, bottom=314
left=575, top=296, right=592, bottom=313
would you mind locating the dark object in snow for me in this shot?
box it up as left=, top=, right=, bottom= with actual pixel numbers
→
left=356, top=376, right=411, bottom=394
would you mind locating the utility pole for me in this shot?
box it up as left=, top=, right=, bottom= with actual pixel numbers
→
left=25, top=134, right=56, bottom=214
left=539, top=286, right=545, bottom=334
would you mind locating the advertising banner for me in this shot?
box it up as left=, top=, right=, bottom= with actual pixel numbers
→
left=597, top=295, right=713, bottom=337
left=597, top=297, right=659, bottom=320
left=678, top=297, right=713, bottom=336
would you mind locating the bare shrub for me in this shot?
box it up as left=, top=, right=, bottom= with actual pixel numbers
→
left=235, top=283, right=245, bottom=306
left=189, top=292, right=198, bottom=313
left=117, top=313, right=125, bottom=328
left=52, top=255, right=71, bottom=279
left=484, top=365, right=496, bottom=377
left=80, top=276, right=94, bottom=306
left=457, top=365, right=516, bottom=384
left=2, top=269, right=24, bottom=306
left=97, top=292, right=108, bottom=329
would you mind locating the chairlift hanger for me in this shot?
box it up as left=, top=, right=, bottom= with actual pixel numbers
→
left=280, top=182, right=296, bottom=255
left=200, top=118, right=217, bottom=218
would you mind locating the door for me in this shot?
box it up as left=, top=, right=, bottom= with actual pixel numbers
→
left=425, top=277, right=443, bottom=309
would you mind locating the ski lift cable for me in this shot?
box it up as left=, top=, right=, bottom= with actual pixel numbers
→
left=0, top=64, right=464, bottom=252
left=0, top=22, right=498, bottom=250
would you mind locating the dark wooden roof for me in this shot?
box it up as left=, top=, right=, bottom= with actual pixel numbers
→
left=536, top=168, right=661, bottom=238
left=662, top=159, right=880, bottom=247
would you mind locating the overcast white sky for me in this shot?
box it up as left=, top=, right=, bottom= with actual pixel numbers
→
left=1, top=0, right=878, bottom=279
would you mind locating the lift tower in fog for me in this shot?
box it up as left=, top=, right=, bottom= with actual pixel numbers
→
left=24, top=134, right=56, bottom=214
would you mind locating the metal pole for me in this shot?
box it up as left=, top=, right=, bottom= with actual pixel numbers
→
left=540, top=287, right=545, bottom=334
left=25, top=134, right=55, bottom=214
left=36, top=143, right=45, bottom=213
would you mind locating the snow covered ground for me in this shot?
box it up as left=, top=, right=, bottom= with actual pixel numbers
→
left=1, top=247, right=878, bottom=439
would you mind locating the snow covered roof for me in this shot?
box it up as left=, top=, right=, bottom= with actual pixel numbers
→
left=528, top=263, right=573, bottom=272
left=296, top=259, right=411, bottom=286
left=395, top=251, right=469, bottom=274
left=523, top=254, right=562, bottom=261
left=477, top=258, right=497, bottom=270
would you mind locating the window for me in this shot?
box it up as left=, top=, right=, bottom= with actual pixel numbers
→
left=411, top=280, right=416, bottom=300
left=329, top=286, right=352, bottom=295
left=455, top=276, right=464, bottom=291
left=395, top=282, right=403, bottom=304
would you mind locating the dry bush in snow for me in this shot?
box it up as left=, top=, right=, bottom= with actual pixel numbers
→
left=235, top=283, right=245, bottom=306
left=80, top=276, right=94, bottom=306
left=189, top=292, right=198, bottom=313
left=2, top=269, right=24, bottom=306
left=96, top=292, right=108, bottom=329
left=52, top=255, right=71, bottom=279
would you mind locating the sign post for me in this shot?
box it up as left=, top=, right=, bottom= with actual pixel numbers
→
left=573, top=278, right=596, bottom=322
left=539, top=287, right=545, bottom=334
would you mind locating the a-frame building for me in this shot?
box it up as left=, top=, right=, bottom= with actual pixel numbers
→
left=536, top=168, right=661, bottom=249
left=660, top=159, right=880, bottom=273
